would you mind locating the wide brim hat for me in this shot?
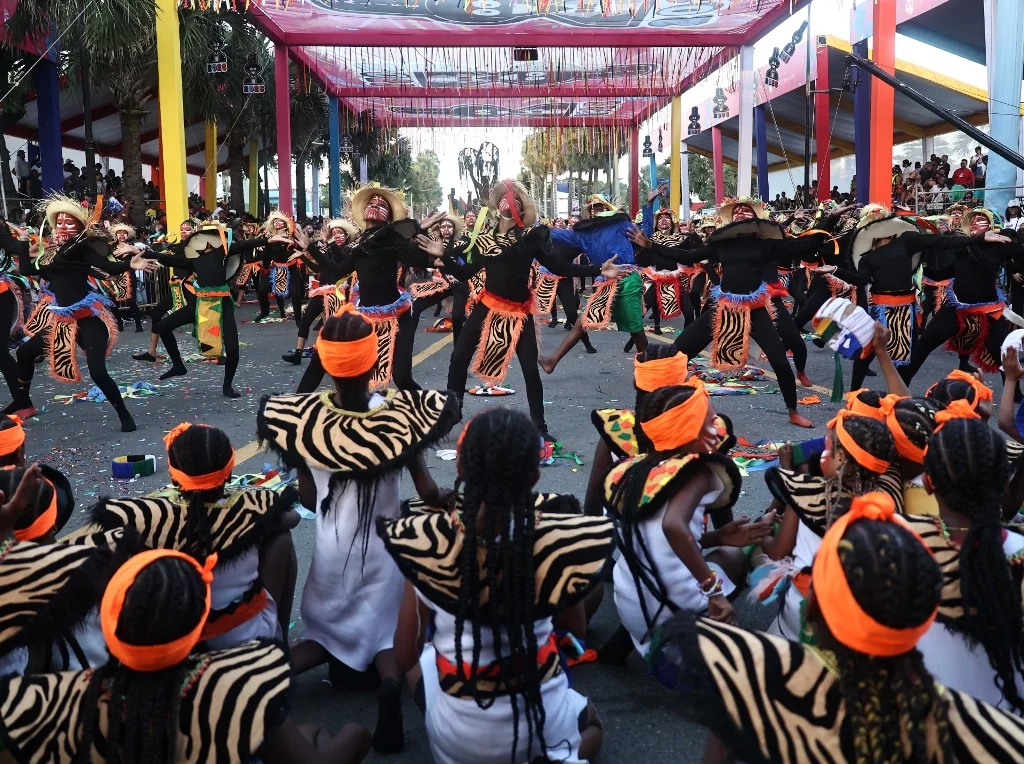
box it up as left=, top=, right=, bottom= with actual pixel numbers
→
left=851, top=208, right=920, bottom=267
left=718, top=196, right=769, bottom=225
left=438, top=212, right=465, bottom=239
left=488, top=179, right=538, bottom=227
left=695, top=214, right=720, bottom=232
left=261, top=210, right=294, bottom=238
left=1008, top=198, right=1024, bottom=214
left=961, top=207, right=1002, bottom=234
left=109, top=222, right=135, bottom=239
left=707, top=218, right=783, bottom=244
left=324, top=218, right=360, bottom=241
left=40, top=193, right=92, bottom=234
left=350, top=184, right=407, bottom=228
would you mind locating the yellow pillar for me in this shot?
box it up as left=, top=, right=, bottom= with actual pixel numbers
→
left=155, top=0, right=187, bottom=235
left=669, top=95, right=682, bottom=214
left=204, top=120, right=218, bottom=211
left=248, top=141, right=259, bottom=217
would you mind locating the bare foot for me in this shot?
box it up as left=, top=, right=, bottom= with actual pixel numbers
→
left=538, top=356, right=556, bottom=375
left=14, top=407, right=38, bottom=421
left=789, top=411, right=813, bottom=428
left=796, top=370, right=813, bottom=388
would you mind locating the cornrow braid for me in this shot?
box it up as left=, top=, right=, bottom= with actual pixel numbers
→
left=456, top=409, right=549, bottom=764
left=829, top=516, right=950, bottom=763
left=167, top=424, right=233, bottom=562
left=75, top=557, right=207, bottom=764
left=825, top=416, right=897, bottom=528
left=923, top=419, right=1024, bottom=713
left=926, top=378, right=978, bottom=408
left=891, top=397, right=943, bottom=453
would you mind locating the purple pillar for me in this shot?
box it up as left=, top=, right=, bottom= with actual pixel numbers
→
left=34, top=58, right=63, bottom=194
left=852, top=40, right=871, bottom=205
left=755, top=104, right=769, bottom=200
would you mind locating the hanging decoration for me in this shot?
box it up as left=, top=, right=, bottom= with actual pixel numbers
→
left=712, top=88, right=729, bottom=120
left=765, top=47, right=781, bottom=88
left=207, top=38, right=228, bottom=76
left=242, top=54, right=265, bottom=95
left=780, top=20, right=808, bottom=64
left=642, top=135, right=653, bottom=158
left=458, top=143, right=500, bottom=203
left=657, top=128, right=663, bottom=153
left=687, top=106, right=701, bottom=136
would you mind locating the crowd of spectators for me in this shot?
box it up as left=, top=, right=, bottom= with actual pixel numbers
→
left=892, top=147, right=988, bottom=211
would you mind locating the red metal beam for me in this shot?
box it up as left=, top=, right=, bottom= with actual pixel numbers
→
left=329, top=85, right=675, bottom=99
left=380, top=116, right=636, bottom=128
left=60, top=101, right=121, bottom=133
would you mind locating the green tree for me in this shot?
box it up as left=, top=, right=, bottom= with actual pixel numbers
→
left=407, top=151, right=442, bottom=217
left=0, top=51, right=36, bottom=214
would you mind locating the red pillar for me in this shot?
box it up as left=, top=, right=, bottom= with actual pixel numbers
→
left=712, top=127, right=725, bottom=204
left=274, top=44, right=293, bottom=215
left=629, top=126, right=640, bottom=219
left=815, top=35, right=831, bottom=201
left=868, top=0, right=896, bottom=205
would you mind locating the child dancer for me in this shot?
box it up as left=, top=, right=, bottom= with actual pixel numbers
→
left=258, top=306, right=460, bottom=753
left=380, top=409, right=612, bottom=764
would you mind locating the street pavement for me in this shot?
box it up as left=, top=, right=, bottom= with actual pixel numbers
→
left=37, top=298, right=978, bottom=762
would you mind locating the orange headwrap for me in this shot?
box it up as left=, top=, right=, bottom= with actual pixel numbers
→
left=633, top=352, right=689, bottom=393
left=828, top=409, right=891, bottom=474
left=0, top=416, right=25, bottom=457
left=317, top=304, right=379, bottom=379
left=844, top=389, right=888, bottom=421
left=101, top=549, right=218, bottom=671
left=883, top=397, right=928, bottom=464
left=640, top=380, right=710, bottom=452
left=164, top=423, right=235, bottom=491
left=928, top=369, right=993, bottom=409
left=13, top=479, right=56, bottom=541
left=812, top=492, right=937, bottom=656
left=931, top=399, right=982, bottom=436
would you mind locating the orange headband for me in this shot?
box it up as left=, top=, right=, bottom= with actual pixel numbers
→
left=844, top=389, right=887, bottom=421
left=828, top=409, right=891, bottom=474
left=14, top=479, right=56, bottom=541
left=100, top=549, right=218, bottom=672
left=640, top=380, right=710, bottom=452
left=812, top=492, right=937, bottom=656
left=164, top=423, right=235, bottom=492
left=0, top=416, right=25, bottom=457
left=317, top=305, right=378, bottom=379
left=931, top=399, right=982, bottom=437
left=633, top=352, right=689, bottom=392
left=927, top=369, right=992, bottom=409
left=884, top=398, right=928, bottom=464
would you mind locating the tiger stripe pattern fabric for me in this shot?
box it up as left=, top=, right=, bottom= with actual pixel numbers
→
left=870, top=301, right=916, bottom=365
left=258, top=388, right=459, bottom=478
left=710, top=300, right=751, bottom=370
left=533, top=269, right=560, bottom=315
left=471, top=306, right=528, bottom=385
left=107, top=272, right=131, bottom=304
left=377, top=510, right=613, bottom=619
left=581, top=276, right=619, bottom=330
left=668, top=618, right=1024, bottom=764
left=270, top=264, right=290, bottom=297
left=24, top=298, right=119, bottom=384
left=946, top=311, right=1001, bottom=372
left=0, top=640, right=291, bottom=763
left=0, top=541, right=110, bottom=658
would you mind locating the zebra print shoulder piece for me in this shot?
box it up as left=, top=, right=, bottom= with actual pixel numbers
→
left=0, top=640, right=291, bottom=763
left=257, top=389, right=460, bottom=478
left=1006, top=437, right=1024, bottom=475
left=377, top=510, right=613, bottom=618
left=652, top=231, right=686, bottom=246
left=87, top=487, right=294, bottom=563
left=591, top=408, right=640, bottom=460
left=403, top=492, right=581, bottom=518
left=765, top=467, right=831, bottom=536
left=657, top=615, right=1024, bottom=764
left=0, top=541, right=111, bottom=660
left=605, top=452, right=741, bottom=521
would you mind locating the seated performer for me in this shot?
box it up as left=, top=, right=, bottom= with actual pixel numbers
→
left=658, top=491, right=1024, bottom=764
left=380, top=409, right=612, bottom=764
left=0, top=196, right=160, bottom=431
left=258, top=306, right=460, bottom=753
left=0, top=549, right=372, bottom=763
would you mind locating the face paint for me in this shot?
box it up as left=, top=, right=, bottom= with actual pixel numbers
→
left=553, top=219, right=566, bottom=229
left=568, top=216, right=579, bottom=228
left=950, top=211, right=963, bottom=228
left=497, top=193, right=524, bottom=219
left=272, top=218, right=287, bottom=231
left=464, top=212, right=476, bottom=227
left=731, top=204, right=755, bottom=222
left=243, top=224, right=257, bottom=237
left=656, top=214, right=673, bottom=231
left=55, top=213, right=83, bottom=244
left=364, top=194, right=391, bottom=223
left=115, top=230, right=129, bottom=244
left=180, top=223, right=195, bottom=239
left=330, top=227, right=348, bottom=246
left=439, top=220, right=455, bottom=238
left=969, top=214, right=990, bottom=235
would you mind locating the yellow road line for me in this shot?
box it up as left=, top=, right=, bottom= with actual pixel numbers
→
left=646, top=330, right=832, bottom=397
left=236, top=333, right=454, bottom=467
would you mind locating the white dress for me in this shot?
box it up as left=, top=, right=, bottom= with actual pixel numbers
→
left=419, top=597, right=589, bottom=764
left=917, top=530, right=1024, bottom=709
left=205, top=547, right=281, bottom=651
left=613, top=472, right=734, bottom=655
left=300, top=393, right=404, bottom=670
left=765, top=519, right=821, bottom=641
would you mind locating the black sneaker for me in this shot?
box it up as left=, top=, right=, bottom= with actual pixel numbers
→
left=281, top=350, right=302, bottom=365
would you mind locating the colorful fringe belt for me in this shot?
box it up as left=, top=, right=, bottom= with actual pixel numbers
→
left=193, top=285, right=232, bottom=358
left=943, top=282, right=1006, bottom=372
left=709, top=283, right=773, bottom=370
left=357, top=291, right=412, bottom=390
left=25, top=289, right=118, bottom=383
left=435, top=633, right=560, bottom=700
left=471, top=290, right=534, bottom=385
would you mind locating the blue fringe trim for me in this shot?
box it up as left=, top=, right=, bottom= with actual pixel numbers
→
left=944, top=279, right=1005, bottom=311
left=43, top=287, right=114, bottom=318
left=356, top=289, right=412, bottom=318
left=711, top=281, right=770, bottom=306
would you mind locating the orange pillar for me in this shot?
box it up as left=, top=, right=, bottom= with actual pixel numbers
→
left=815, top=35, right=831, bottom=200
left=868, top=0, right=896, bottom=205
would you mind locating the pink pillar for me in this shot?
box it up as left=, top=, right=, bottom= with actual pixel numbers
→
left=815, top=36, right=831, bottom=200
left=629, top=127, right=640, bottom=219
left=274, top=44, right=293, bottom=215
left=712, top=127, right=725, bottom=204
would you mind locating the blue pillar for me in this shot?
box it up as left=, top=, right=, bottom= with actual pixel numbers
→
left=987, top=0, right=1024, bottom=213
left=755, top=104, right=769, bottom=200
left=852, top=40, right=871, bottom=205
left=34, top=58, right=63, bottom=195
left=648, top=155, right=658, bottom=211
left=328, top=95, right=341, bottom=217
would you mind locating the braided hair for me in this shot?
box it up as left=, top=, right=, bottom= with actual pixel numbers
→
left=318, top=310, right=380, bottom=564
left=822, top=514, right=951, bottom=763
left=825, top=416, right=897, bottom=528
left=924, top=418, right=1024, bottom=713
left=167, top=424, right=233, bottom=562
left=454, top=409, right=550, bottom=764
left=891, top=398, right=943, bottom=452
left=633, top=344, right=685, bottom=453
left=926, top=377, right=989, bottom=417
left=76, top=557, right=207, bottom=764
left=609, top=386, right=704, bottom=638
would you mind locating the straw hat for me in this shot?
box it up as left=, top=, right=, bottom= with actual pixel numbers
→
left=583, top=193, right=619, bottom=217
left=184, top=221, right=230, bottom=259
left=349, top=184, right=406, bottom=228
left=39, top=194, right=92, bottom=234
left=850, top=205, right=919, bottom=267
left=961, top=207, right=1002, bottom=235
left=261, top=210, right=294, bottom=238
left=324, top=218, right=360, bottom=241
left=109, top=222, right=136, bottom=239
left=488, top=179, right=538, bottom=227
left=437, top=212, right=465, bottom=240
left=718, top=196, right=769, bottom=225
